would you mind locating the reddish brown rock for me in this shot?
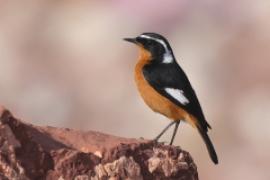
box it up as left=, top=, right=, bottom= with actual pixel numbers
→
left=0, top=107, right=198, bottom=180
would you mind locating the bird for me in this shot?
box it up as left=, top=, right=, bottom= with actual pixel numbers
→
left=124, top=32, right=218, bottom=164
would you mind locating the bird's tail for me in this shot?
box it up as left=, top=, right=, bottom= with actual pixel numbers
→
left=197, top=127, right=218, bottom=164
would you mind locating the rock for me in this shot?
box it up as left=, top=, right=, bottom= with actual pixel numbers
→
left=0, top=107, right=198, bottom=180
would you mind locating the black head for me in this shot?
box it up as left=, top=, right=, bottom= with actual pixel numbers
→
left=124, top=32, right=174, bottom=63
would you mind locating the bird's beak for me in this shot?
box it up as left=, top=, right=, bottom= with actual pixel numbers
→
left=123, top=38, right=137, bottom=44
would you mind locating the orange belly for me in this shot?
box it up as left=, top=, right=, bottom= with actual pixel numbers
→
left=134, top=48, right=198, bottom=127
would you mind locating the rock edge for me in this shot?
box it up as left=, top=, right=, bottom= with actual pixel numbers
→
left=0, top=107, right=198, bottom=180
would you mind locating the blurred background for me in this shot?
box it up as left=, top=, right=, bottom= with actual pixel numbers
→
left=0, top=0, right=269, bottom=179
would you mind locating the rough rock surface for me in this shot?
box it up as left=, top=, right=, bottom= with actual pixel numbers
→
left=0, top=106, right=198, bottom=180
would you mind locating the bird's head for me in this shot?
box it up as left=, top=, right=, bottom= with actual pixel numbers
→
left=124, top=32, right=174, bottom=63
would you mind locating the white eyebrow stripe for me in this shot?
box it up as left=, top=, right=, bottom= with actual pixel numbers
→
left=140, top=35, right=169, bottom=51
left=164, top=88, right=190, bottom=105
left=139, top=34, right=173, bottom=63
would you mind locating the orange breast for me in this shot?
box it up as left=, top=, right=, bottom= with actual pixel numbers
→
left=134, top=47, right=198, bottom=127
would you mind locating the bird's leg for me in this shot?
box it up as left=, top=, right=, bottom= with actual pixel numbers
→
left=154, top=121, right=175, bottom=142
left=169, top=120, right=180, bottom=145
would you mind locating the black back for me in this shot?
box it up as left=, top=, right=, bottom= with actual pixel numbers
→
left=143, top=59, right=211, bottom=131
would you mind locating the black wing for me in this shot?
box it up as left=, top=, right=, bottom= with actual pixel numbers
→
left=143, top=62, right=211, bottom=131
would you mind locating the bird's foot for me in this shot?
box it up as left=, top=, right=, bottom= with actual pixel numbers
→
left=152, top=138, right=167, bottom=145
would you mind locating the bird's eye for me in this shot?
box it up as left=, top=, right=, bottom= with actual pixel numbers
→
left=147, top=40, right=154, bottom=46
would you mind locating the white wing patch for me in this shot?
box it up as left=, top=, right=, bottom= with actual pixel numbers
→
left=164, top=88, right=189, bottom=105
left=139, top=34, right=173, bottom=64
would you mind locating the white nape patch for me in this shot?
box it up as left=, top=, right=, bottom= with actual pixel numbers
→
left=164, top=88, right=189, bottom=105
left=139, top=35, right=173, bottom=64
